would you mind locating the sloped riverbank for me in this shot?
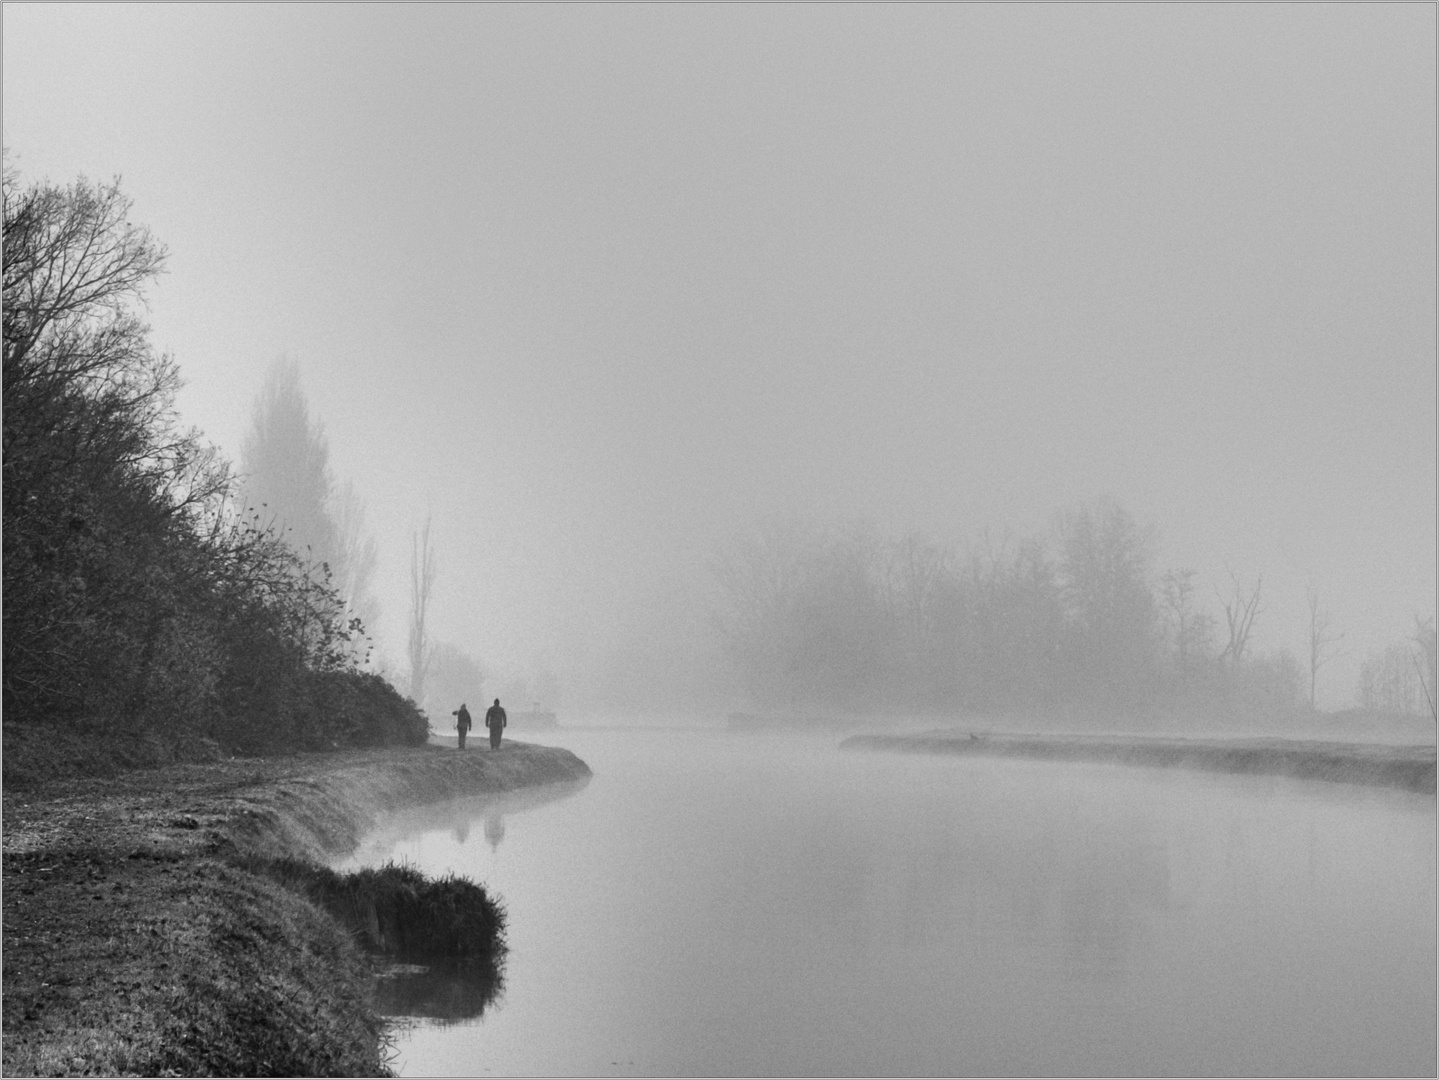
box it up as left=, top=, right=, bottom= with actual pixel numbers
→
left=1, top=742, right=590, bottom=1077
left=840, top=730, right=1436, bottom=794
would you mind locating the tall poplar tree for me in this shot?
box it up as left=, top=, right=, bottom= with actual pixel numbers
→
left=240, top=358, right=338, bottom=568
left=239, top=358, right=378, bottom=653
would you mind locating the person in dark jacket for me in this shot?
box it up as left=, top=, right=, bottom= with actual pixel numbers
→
left=485, top=698, right=507, bottom=750
left=453, top=703, right=472, bottom=750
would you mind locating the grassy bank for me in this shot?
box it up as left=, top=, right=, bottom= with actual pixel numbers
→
left=840, top=730, right=1436, bottom=793
left=2, top=741, right=590, bottom=1076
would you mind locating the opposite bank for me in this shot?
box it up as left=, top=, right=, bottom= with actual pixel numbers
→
left=2, top=741, right=591, bottom=1077
left=841, top=730, right=1436, bottom=794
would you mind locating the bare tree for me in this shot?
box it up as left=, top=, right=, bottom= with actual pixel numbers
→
left=1056, top=500, right=1160, bottom=705
left=1305, top=586, right=1343, bottom=710
left=1358, top=643, right=1422, bottom=715
left=1413, top=614, right=1437, bottom=720
left=3, top=171, right=166, bottom=373
left=886, top=531, right=951, bottom=642
left=709, top=514, right=821, bottom=701
left=882, top=531, right=953, bottom=704
left=331, top=479, right=380, bottom=657
left=407, top=515, right=437, bottom=707
left=1217, top=568, right=1262, bottom=664
left=1161, top=568, right=1214, bottom=679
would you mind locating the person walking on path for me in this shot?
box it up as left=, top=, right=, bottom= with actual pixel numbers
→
left=485, top=698, right=507, bottom=750
left=453, top=703, right=472, bottom=750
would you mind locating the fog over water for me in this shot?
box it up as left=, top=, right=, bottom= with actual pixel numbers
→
left=341, top=728, right=1437, bottom=1077
left=4, top=5, right=1434, bottom=711
left=6, top=11, right=1435, bottom=1077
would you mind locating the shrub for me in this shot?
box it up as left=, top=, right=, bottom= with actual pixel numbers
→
left=3, top=167, right=418, bottom=764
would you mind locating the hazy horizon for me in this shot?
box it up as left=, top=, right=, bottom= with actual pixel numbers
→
left=5, top=4, right=1434, bottom=712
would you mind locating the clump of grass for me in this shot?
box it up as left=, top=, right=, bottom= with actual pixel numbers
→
left=258, top=857, right=507, bottom=966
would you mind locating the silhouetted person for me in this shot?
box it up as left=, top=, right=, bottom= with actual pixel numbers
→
left=453, top=703, right=472, bottom=750
left=485, top=698, right=507, bottom=750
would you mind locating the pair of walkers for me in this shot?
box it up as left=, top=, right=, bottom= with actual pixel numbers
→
left=453, top=700, right=505, bottom=750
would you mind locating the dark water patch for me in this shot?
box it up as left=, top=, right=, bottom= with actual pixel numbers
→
left=374, top=958, right=504, bottom=1024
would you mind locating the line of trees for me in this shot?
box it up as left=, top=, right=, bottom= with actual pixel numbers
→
left=235, top=367, right=478, bottom=726
left=1357, top=617, right=1438, bottom=719
left=710, top=504, right=1310, bottom=721
left=2, top=167, right=425, bottom=763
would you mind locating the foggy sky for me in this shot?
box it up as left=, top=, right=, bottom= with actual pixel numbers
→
left=4, top=4, right=1434, bottom=709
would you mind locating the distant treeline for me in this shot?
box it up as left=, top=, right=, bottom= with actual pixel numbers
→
left=2, top=169, right=426, bottom=763
left=712, top=510, right=1436, bottom=722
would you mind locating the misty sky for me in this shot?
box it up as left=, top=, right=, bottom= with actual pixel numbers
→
left=4, top=4, right=1434, bottom=710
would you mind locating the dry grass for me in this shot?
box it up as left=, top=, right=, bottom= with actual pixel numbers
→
left=2, top=742, right=590, bottom=1077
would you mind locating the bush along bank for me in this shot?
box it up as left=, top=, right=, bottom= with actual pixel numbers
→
left=1, top=741, right=591, bottom=1077
left=4, top=170, right=432, bottom=791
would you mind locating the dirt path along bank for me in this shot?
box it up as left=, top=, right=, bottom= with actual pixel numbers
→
left=2, top=741, right=591, bottom=1077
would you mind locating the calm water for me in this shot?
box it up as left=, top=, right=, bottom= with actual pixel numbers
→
left=338, top=727, right=1436, bottom=1077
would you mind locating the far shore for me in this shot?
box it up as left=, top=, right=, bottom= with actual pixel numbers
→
left=841, top=729, right=1437, bottom=794
left=2, top=740, right=591, bottom=1077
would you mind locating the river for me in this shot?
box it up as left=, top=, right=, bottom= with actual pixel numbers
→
left=336, top=726, right=1436, bottom=1077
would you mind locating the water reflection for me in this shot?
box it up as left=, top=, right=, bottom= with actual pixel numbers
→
left=448, top=806, right=513, bottom=849
left=484, top=812, right=506, bottom=850
left=336, top=776, right=590, bottom=867
left=375, top=959, right=504, bottom=1025
left=352, top=731, right=1436, bottom=1077
left=341, top=779, right=591, bottom=1026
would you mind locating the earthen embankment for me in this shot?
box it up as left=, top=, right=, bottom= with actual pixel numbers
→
left=2, top=742, right=590, bottom=1076
left=840, top=730, right=1436, bottom=794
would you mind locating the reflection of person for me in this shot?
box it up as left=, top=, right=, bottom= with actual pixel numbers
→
left=484, top=812, right=506, bottom=850
left=453, top=703, right=472, bottom=750
left=485, top=699, right=507, bottom=750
